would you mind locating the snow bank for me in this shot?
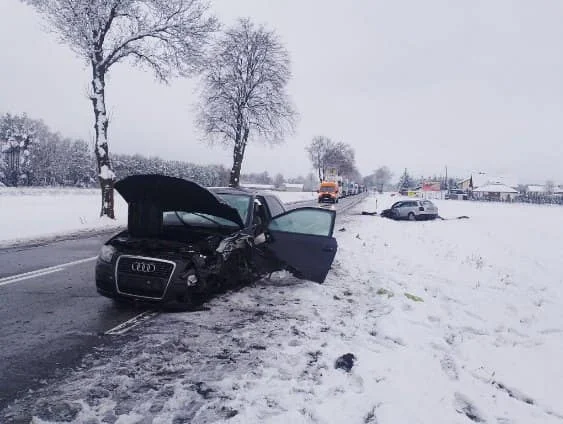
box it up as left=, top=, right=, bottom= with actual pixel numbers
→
left=3, top=194, right=563, bottom=423
left=0, top=188, right=127, bottom=247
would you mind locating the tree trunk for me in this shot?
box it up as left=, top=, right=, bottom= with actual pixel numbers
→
left=229, top=121, right=248, bottom=188
left=91, top=63, right=115, bottom=218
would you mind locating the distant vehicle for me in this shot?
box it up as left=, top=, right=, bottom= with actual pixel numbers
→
left=445, top=189, right=468, bottom=200
left=381, top=200, right=439, bottom=221
left=95, top=175, right=338, bottom=309
left=318, top=181, right=339, bottom=203
left=341, top=179, right=349, bottom=197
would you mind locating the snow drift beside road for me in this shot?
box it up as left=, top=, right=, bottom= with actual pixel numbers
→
left=0, top=188, right=128, bottom=247
left=3, top=194, right=563, bottom=423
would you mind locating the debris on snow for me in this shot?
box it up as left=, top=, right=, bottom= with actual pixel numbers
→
left=376, top=288, right=394, bottom=298
left=335, top=353, right=356, bottom=372
left=404, top=292, right=424, bottom=302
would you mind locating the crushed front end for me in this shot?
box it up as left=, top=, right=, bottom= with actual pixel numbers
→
left=95, top=232, right=256, bottom=307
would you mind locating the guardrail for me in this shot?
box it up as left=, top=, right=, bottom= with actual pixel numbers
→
left=335, top=192, right=369, bottom=214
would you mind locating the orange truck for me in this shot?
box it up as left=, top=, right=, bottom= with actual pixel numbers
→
left=318, top=181, right=340, bottom=203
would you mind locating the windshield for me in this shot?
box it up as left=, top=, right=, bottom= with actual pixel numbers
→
left=162, top=193, right=251, bottom=229
left=320, top=186, right=335, bottom=192
left=216, top=193, right=252, bottom=223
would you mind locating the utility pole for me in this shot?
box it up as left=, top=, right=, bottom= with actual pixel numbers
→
left=444, top=165, right=448, bottom=199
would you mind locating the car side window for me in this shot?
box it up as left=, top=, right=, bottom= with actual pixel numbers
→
left=268, top=208, right=334, bottom=237
left=264, top=195, right=285, bottom=218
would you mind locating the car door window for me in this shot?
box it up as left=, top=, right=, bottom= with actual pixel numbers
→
left=264, top=195, right=285, bottom=218
left=268, top=208, right=335, bottom=237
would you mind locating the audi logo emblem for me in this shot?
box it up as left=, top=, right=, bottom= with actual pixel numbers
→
left=131, top=262, right=156, bottom=273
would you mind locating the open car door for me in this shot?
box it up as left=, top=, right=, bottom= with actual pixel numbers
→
left=260, top=207, right=337, bottom=283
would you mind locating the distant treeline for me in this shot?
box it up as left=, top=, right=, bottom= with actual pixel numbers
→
left=0, top=113, right=269, bottom=188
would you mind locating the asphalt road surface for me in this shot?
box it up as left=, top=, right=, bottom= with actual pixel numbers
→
left=0, top=193, right=366, bottom=411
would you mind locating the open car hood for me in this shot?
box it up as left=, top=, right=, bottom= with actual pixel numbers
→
left=115, top=174, right=244, bottom=228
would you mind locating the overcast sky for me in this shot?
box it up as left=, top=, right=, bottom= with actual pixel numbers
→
left=1, top=0, right=563, bottom=183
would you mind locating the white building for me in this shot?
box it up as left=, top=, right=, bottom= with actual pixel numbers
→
left=281, top=183, right=304, bottom=192
left=473, top=184, right=518, bottom=201
left=459, top=172, right=518, bottom=191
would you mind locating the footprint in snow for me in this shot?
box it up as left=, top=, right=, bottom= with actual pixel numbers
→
left=440, top=354, right=459, bottom=380
left=454, top=393, right=486, bottom=422
left=427, top=315, right=441, bottom=323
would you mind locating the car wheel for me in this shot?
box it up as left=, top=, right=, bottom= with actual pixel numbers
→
left=408, top=212, right=416, bottom=221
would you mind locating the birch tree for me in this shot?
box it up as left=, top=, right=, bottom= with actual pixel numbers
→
left=197, top=18, right=296, bottom=187
left=23, top=0, right=218, bottom=217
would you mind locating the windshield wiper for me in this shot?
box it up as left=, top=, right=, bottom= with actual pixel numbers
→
left=174, top=211, right=193, bottom=228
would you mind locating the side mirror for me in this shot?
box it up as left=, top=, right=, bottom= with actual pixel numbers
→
left=419, top=206, right=424, bottom=211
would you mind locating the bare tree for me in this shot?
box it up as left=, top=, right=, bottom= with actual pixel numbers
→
left=545, top=180, right=555, bottom=194
left=325, top=141, right=356, bottom=176
left=373, top=166, right=392, bottom=193
left=273, top=172, right=285, bottom=188
left=24, top=0, right=218, bottom=217
left=197, top=18, right=296, bottom=187
left=306, top=136, right=332, bottom=182
left=306, top=136, right=357, bottom=182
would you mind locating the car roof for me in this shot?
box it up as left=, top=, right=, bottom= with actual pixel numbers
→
left=208, top=186, right=279, bottom=197
left=209, top=186, right=253, bottom=195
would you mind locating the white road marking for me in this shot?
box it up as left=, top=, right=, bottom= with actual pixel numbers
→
left=105, top=311, right=158, bottom=335
left=0, top=256, right=98, bottom=287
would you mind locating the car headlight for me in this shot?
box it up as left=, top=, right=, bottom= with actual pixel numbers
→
left=98, top=245, right=116, bottom=263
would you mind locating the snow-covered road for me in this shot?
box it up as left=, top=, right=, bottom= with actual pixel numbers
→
left=3, top=195, right=563, bottom=423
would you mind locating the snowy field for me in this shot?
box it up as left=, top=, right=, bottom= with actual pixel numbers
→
left=0, top=188, right=315, bottom=247
left=0, top=188, right=128, bottom=247
left=3, top=194, right=563, bottom=423
left=263, top=190, right=317, bottom=204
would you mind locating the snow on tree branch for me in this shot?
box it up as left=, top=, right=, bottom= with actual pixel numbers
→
left=25, top=0, right=218, bottom=80
left=22, top=0, right=218, bottom=217
left=197, top=18, right=297, bottom=147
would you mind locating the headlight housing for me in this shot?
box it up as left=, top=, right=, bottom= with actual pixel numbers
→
left=98, top=245, right=116, bottom=263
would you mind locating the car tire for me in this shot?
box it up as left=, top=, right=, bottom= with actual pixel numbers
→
left=408, top=212, right=416, bottom=221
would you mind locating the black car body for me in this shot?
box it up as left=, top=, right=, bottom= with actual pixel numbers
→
left=95, top=175, right=338, bottom=308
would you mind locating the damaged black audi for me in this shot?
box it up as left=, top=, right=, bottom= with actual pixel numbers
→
left=95, top=174, right=338, bottom=308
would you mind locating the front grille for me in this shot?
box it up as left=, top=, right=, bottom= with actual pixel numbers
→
left=117, top=256, right=174, bottom=278
left=116, top=256, right=175, bottom=299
